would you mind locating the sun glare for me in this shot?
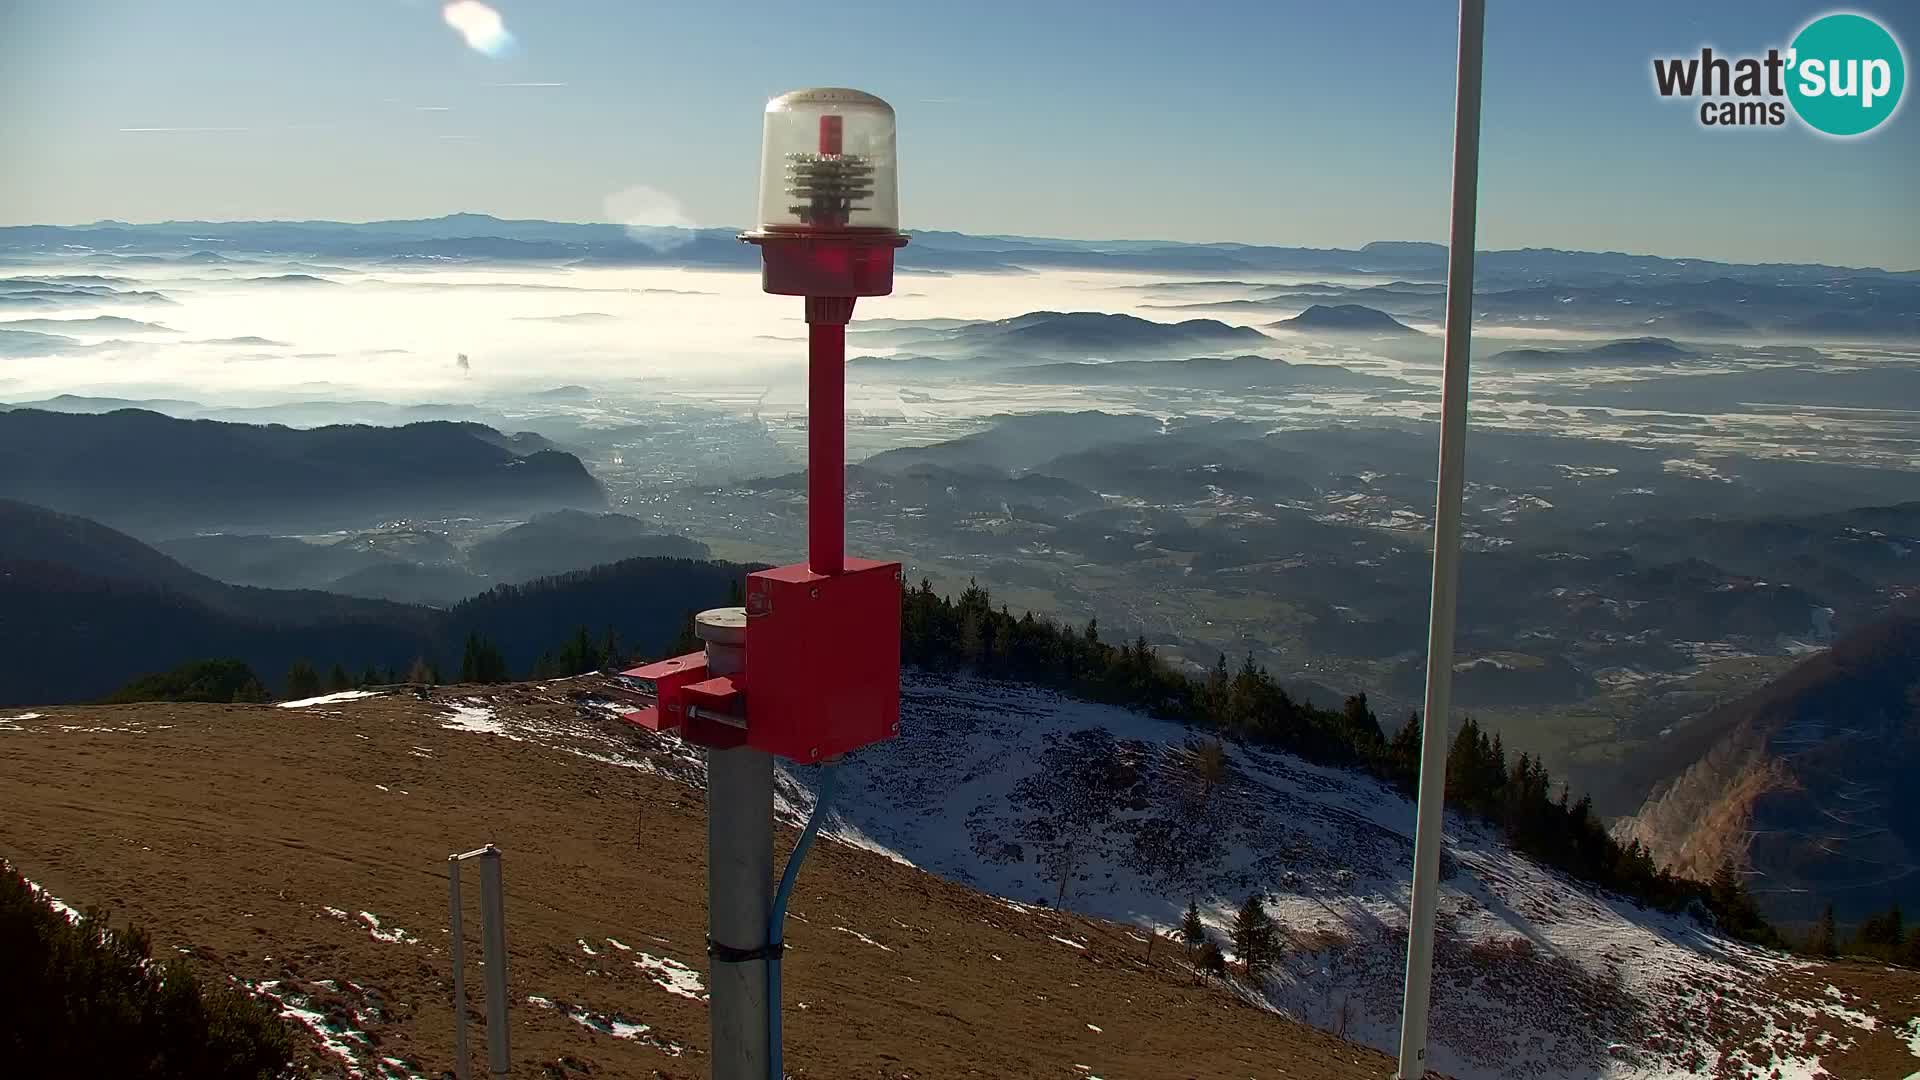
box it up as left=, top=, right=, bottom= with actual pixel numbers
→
left=442, top=1, right=514, bottom=58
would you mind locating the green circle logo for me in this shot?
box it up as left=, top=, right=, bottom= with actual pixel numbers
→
left=1787, top=13, right=1906, bottom=136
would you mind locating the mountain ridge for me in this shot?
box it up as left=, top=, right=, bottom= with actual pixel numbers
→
left=0, top=409, right=605, bottom=534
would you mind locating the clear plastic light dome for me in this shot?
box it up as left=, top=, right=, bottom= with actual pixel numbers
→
left=755, top=88, right=899, bottom=234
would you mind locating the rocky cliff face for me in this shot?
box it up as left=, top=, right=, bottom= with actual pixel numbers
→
left=1618, top=613, right=1920, bottom=926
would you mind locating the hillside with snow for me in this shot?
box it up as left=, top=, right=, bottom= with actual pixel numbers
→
left=311, top=669, right=1920, bottom=1078
left=5, top=675, right=1918, bottom=1078
left=739, top=674, right=1917, bottom=1080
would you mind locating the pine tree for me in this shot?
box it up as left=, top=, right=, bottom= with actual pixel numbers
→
left=326, top=664, right=352, bottom=693
left=1811, top=903, right=1838, bottom=958
left=359, top=666, right=382, bottom=688
left=670, top=609, right=700, bottom=655
left=284, top=660, right=321, bottom=699
left=459, top=633, right=510, bottom=684
left=1181, top=900, right=1206, bottom=956
left=1232, top=892, right=1278, bottom=980
left=1198, top=939, right=1227, bottom=980
left=1387, top=712, right=1423, bottom=788
left=959, top=610, right=984, bottom=666
left=1858, top=903, right=1905, bottom=951
left=406, top=657, right=435, bottom=685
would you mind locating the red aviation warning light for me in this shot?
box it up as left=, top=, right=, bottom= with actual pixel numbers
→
left=617, top=86, right=910, bottom=1080
left=626, top=87, right=906, bottom=764
left=742, top=88, right=907, bottom=298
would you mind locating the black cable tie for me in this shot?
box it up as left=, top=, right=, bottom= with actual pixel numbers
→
left=708, top=936, right=784, bottom=964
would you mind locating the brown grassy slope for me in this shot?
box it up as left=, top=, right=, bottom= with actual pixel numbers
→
left=0, top=691, right=1395, bottom=1079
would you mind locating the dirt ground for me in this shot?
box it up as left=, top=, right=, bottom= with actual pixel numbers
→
left=0, top=688, right=1401, bottom=1080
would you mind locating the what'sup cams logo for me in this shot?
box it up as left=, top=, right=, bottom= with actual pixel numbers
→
left=1653, top=11, right=1906, bottom=136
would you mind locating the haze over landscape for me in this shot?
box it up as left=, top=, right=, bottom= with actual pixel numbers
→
left=3, top=2, right=1919, bottom=1079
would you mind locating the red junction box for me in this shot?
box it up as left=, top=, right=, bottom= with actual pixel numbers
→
left=619, top=653, right=747, bottom=750
left=744, top=558, right=901, bottom=761
left=620, top=651, right=706, bottom=732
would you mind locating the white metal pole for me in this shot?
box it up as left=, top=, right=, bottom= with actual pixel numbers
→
left=1396, top=0, right=1486, bottom=1076
left=478, top=846, right=510, bottom=1078
left=449, top=857, right=469, bottom=1080
left=698, top=607, right=772, bottom=1080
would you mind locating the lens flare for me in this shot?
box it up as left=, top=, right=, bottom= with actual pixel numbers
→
left=605, top=185, right=699, bottom=252
left=442, top=1, right=514, bottom=57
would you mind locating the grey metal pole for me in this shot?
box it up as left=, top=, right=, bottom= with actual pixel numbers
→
left=449, top=857, right=470, bottom=1080
left=1396, top=0, right=1487, bottom=1076
left=478, top=846, right=510, bottom=1079
left=698, top=607, right=772, bottom=1080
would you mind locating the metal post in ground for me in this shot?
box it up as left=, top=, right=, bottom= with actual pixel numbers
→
left=478, top=846, right=510, bottom=1079
left=698, top=607, right=773, bottom=1080
left=448, top=845, right=510, bottom=1080
left=1396, top=1, right=1488, bottom=1076
left=449, top=858, right=469, bottom=1080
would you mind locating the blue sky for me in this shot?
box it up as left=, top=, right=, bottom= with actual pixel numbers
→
left=2, top=0, right=1915, bottom=267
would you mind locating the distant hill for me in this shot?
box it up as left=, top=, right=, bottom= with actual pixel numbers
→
left=995, top=354, right=1402, bottom=391
left=1783, top=310, right=1920, bottom=337
left=0, top=329, right=82, bottom=357
left=327, top=562, right=486, bottom=607
left=156, top=532, right=398, bottom=591
left=0, top=500, right=433, bottom=703
left=0, top=500, right=746, bottom=704
left=1489, top=337, right=1697, bottom=367
left=863, top=411, right=1164, bottom=474
left=7, top=212, right=1913, bottom=283
left=0, top=499, right=227, bottom=597
left=0, top=394, right=201, bottom=415
left=239, top=273, right=338, bottom=286
left=0, top=409, right=604, bottom=534
left=1640, top=309, right=1753, bottom=334
left=515, top=314, right=620, bottom=326
left=1270, top=304, right=1422, bottom=335
left=1620, top=612, right=1920, bottom=926
left=527, top=384, right=596, bottom=399
left=887, top=311, right=1271, bottom=359
left=467, top=510, right=710, bottom=583
left=0, top=316, right=175, bottom=334
left=1359, top=240, right=1447, bottom=259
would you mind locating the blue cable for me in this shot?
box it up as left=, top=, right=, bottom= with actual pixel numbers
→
left=768, top=764, right=837, bottom=1080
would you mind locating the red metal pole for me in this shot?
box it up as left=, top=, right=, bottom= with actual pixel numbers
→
left=805, top=296, right=853, bottom=576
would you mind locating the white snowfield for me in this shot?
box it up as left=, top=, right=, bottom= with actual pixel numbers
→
left=277, top=690, right=383, bottom=709
left=428, top=674, right=1920, bottom=1080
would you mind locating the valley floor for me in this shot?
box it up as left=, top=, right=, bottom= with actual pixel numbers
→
left=0, top=688, right=1397, bottom=1080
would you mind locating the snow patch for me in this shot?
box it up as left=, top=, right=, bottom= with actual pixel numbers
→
left=834, top=926, right=894, bottom=952
left=540, top=997, right=683, bottom=1055
left=277, top=690, right=381, bottom=709
left=357, top=911, right=417, bottom=945
left=440, top=703, right=518, bottom=739
left=249, top=979, right=401, bottom=1076
left=17, top=872, right=81, bottom=923
left=1049, top=935, right=1086, bottom=951
left=635, top=952, right=707, bottom=1000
